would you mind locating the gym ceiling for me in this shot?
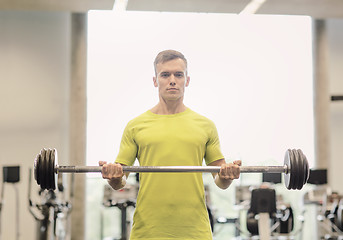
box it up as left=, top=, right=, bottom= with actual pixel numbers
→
left=0, top=0, right=343, bottom=18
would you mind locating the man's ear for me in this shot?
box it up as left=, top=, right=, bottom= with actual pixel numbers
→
left=153, top=76, right=158, bottom=87
left=185, top=76, right=190, bottom=87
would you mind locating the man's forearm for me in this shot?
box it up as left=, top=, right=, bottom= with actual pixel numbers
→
left=214, top=174, right=233, bottom=190
left=107, top=176, right=127, bottom=190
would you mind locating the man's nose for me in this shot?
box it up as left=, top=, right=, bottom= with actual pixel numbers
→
left=169, top=75, right=176, bottom=86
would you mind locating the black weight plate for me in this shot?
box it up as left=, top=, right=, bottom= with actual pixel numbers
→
left=54, top=149, right=59, bottom=191
left=304, top=153, right=309, bottom=185
left=47, top=148, right=53, bottom=190
left=39, top=149, right=44, bottom=189
left=50, top=149, right=55, bottom=190
left=54, top=148, right=58, bottom=167
left=284, top=149, right=292, bottom=190
left=305, top=154, right=309, bottom=185
left=292, top=149, right=300, bottom=190
left=298, top=149, right=309, bottom=185
left=297, top=149, right=306, bottom=187
left=45, top=148, right=51, bottom=190
left=301, top=149, right=309, bottom=185
left=46, top=148, right=52, bottom=190
left=291, top=149, right=299, bottom=190
left=294, top=150, right=305, bottom=190
left=289, top=149, right=297, bottom=190
left=286, top=149, right=295, bottom=190
left=35, top=151, right=41, bottom=185
left=50, top=149, right=56, bottom=190
left=40, top=148, right=46, bottom=190
left=49, top=148, right=55, bottom=190
left=44, top=148, right=50, bottom=190
left=337, top=202, right=343, bottom=231
left=45, top=149, right=50, bottom=189
left=294, top=149, right=304, bottom=190
left=298, top=149, right=305, bottom=189
left=34, top=154, right=38, bottom=182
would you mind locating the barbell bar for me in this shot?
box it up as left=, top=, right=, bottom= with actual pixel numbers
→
left=33, top=148, right=309, bottom=191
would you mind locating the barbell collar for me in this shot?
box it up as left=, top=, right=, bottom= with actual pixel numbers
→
left=56, top=165, right=288, bottom=174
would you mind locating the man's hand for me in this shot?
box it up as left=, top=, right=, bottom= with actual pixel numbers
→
left=209, top=159, right=241, bottom=189
left=99, top=161, right=126, bottom=190
left=99, top=161, right=124, bottom=180
left=218, top=160, right=241, bottom=180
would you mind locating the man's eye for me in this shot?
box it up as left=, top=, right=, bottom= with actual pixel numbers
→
left=161, top=73, right=170, bottom=77
left=175, top=73, right=184, bottom=78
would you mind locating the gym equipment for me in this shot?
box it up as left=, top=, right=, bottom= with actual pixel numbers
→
left=28, top=168, right=72, bottom=240
left=1, top=166, right=21, bottom=240
left=3, top=166, right=20, bottom=183
left=33, top=148, right=309, bottom=191
left=246, top=188, right=277, bottom=239
left=102, top=184, right=138, bottom=240
left=331, top=95, right=343, bottom=101
left=337, top=200, right=343, bottom=231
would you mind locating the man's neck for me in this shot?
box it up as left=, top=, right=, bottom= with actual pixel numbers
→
left=150, top=101, right=187, bottom=115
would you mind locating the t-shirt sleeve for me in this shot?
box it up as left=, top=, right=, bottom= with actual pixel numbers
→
left=115, top=122, right=137, bottom=166
left=204, top=121, right=224, bottom=165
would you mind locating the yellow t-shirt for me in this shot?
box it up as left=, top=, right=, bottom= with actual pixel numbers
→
left=116, top=108, right=224, bottom=240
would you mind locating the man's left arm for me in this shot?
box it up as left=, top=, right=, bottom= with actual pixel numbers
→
left=208, top=159, right=241, bottom=189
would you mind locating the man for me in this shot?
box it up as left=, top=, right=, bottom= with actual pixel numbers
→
left=100, top=50, right=241, bottom=239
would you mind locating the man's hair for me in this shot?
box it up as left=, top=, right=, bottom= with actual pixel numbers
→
left=154, top=50, right=188, bottom=76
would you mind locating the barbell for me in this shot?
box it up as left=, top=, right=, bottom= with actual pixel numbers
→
left=34, top=148, right=309, bottom=191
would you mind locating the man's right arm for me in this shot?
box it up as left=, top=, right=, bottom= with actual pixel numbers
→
left=102, top=121, right=137, bottom=190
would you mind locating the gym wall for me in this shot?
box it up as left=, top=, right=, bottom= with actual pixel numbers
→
left=0, top=11, right=71, bottom=240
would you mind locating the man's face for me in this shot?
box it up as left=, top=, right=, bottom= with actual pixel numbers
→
left=153, top=58, right=190, bottom=102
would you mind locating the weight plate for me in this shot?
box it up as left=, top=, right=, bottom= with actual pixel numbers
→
left=45, top=149, right=50, bottom=190
left=40, top=148, right=46, bottom=190
left=54, top=149, right=59, bottom=191
left=291, top=149, right=298, bottom=189
left=47, top=148, right=53, bottom=190
left=293, top=149, right=301, bottom=190
left=291, top=149, right=300, bottom=190
left=305, top=156, right=309, bottom=185
left=35, top=151, right=41, bottom=185
left=294, top=149, right=304, bottom=190
left=284, top=149, right=292, bottom=190
left=286, top=149, right=295, bottom=190
left=50, top=149, right=55, bottom=190
left=337, top=201, right=343, bottom=231
left=34, top=154, right=38, bottom=182
left=295, top=149, right=303, bottom=190
left=298, top=149, right=305, bottom=189
left=297, top=149, right=306, bottom=187
left=289, top=149, right=298, bottom=190
left=39, top=149, right=45, bottom=186
left=299, top=149, right=309, bottom=186
left=39, top=149, right=44, bottom=189
left=50, top=149, right=56, bottom=190
left=46, top=148, right=52, bottom=190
